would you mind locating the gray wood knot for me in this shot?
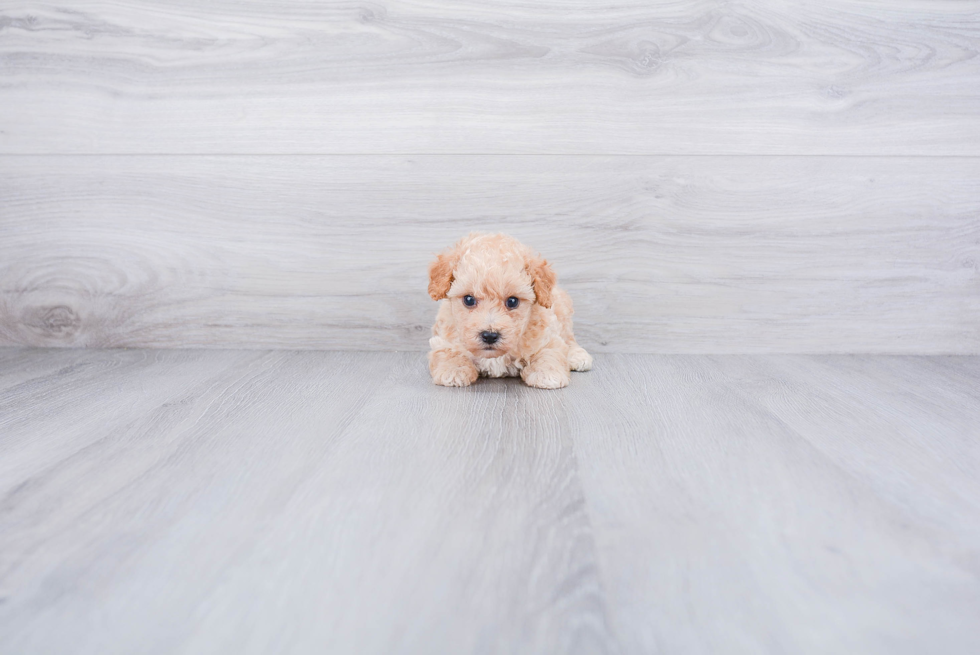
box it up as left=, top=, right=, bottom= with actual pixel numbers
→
left=24, top=305, right=82, bottom=338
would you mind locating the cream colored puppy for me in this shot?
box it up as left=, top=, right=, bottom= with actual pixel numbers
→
left=427, top=233, right=593, bottom=389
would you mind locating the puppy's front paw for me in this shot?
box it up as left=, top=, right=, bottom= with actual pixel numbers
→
left=522, top=366, right=570, bottom=389
left=432, top=362, right=478, bottom=387
left=568, top=346, right=593, bottom=372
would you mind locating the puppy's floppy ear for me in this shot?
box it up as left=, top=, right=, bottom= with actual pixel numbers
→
left=526, top=256, right=556, bottom=308
left=428, top=249, right=457, bottom=301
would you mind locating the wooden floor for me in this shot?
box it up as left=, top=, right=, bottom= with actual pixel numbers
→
left=2, top=349, right=978, bottom=654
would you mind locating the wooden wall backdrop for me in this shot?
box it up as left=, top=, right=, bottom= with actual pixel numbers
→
left=1, top=0, right=979, bottom=352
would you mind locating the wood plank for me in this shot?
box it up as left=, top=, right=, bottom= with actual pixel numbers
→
left=0, top=347, right=103, bottom=394
left=0, top=350, right=615, bottom=654
left=562, top=354, right=980, bottom=654
left=2, top=1, right=979, bottom=154
left=0, top=349, right=263, bottom=495
left=2, top=350, right=979, bottom=652
left=2, top=155, right=978, bottom=353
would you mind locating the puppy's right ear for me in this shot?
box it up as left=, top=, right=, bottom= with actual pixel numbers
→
left=428, top=250, right=456, bottom=300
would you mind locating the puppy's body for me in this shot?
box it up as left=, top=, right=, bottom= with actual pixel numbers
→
left=427, top=233, right=592, bottom=389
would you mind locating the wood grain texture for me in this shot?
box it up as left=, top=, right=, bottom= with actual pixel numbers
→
left=0, top=349, right=615, bottom=655
left=1, top=350, right=979, bottom=653
left=563, top=354, right=980, bottom=654
left=2, top=1, right=979, bottom=154
left=2, top=155, right=978, bottom=353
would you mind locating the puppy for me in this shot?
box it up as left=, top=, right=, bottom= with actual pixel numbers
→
left=427, top=233, right=593, bottom=389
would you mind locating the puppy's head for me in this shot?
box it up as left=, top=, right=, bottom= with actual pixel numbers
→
left=429, top=233, right=555, bottom=358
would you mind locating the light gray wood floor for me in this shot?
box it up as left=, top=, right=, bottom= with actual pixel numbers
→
left=2, top=349, right=978, bottom=654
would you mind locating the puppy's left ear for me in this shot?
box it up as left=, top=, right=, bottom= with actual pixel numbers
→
left=527, top=256, right=556, bottom=308
left=428, top=250, right=456, bottom=301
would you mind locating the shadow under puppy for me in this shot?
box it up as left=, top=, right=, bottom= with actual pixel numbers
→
left=427, top=233, right=593, bottom=389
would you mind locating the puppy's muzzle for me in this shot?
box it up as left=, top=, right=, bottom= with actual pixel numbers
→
left=480, top=331, right=501, bottom=345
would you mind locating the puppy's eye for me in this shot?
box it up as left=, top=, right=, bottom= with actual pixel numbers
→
left=506, top=297, right=520, bottom=309
left=462, top=295, right=476, bottom=307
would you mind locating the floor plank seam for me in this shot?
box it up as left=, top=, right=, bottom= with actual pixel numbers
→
left=555, top=390, right=626, bottom=655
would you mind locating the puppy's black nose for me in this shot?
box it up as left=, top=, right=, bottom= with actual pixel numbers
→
left=480, top=331, right=500, bottom=345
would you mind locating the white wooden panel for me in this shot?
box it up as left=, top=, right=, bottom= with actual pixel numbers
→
left=1, top=155, right=977, bottom=352
left=1, top=1, right=978, bottom=154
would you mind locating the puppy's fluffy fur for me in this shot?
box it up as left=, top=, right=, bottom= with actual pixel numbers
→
left=427, top=233, right=593, bottom=389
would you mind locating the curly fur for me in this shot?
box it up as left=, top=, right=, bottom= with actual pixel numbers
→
left=427, top=233, right=593, bottom=389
